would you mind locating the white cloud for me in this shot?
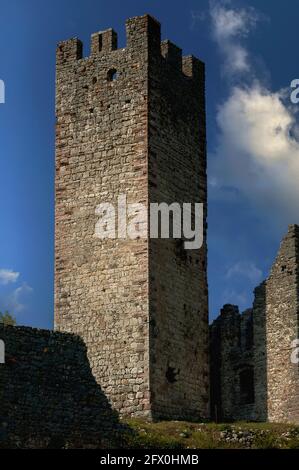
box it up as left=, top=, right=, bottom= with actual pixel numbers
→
left=217, top=86, right=296, bottom=161
left=210, top=1, right=258, bottom=40
left=0, top=270, right=33, bottom=314
left=226, top=261, right=263, bottom=284
left=207, top=1, right=299, bottom=227
left=0, top=269, right=20, bottom=285
left=5, top=283, right=33, bottom=313
left=209, top=0, right=260, bottom=76
left=211, top=84, right=299, bottom=224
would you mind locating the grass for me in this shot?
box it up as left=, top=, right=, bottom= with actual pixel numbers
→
left=120, top=418, right=299, bottom=449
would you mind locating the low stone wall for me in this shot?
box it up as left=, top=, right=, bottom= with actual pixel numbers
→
left=0, top=325, right=120, bottom=448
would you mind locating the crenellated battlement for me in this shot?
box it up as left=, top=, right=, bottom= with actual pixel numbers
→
left=56, top=37, right=83, bottom=64
left=56, top=14, right=203, bottom=80
left=55, top=14, right=208, bottom=421
left=91, top=28, right=118, bottom=55
left=161, top=40, right=182, bottom=70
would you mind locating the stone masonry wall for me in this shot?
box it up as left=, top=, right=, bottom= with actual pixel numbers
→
left=0, top=325, right=119, bottom=448
left=55, top=15, right=208, bottom=420
left=211, top=225, right=299, bottom=424
left=210, top=305, right=254, bottom=422
left=252, top=282, right=267, bottom=422
left=148, top=33, right=209, bottom=419
left=55, top=16, right=152, bottom=417
left=263, top=225, right=299, bottom=423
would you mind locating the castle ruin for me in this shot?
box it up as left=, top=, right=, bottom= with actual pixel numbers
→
left=54, top=14, right=209, bottom=421
left=211, top=225, right=299, bottom=423
left=0, top=16, right=298, bottom=446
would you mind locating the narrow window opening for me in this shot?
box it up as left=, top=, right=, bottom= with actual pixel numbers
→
left=98, top=35, right=103, bottom=52
left=107, top=68, right=118, bottom=82
left=166, top=366, right=179, bottom=384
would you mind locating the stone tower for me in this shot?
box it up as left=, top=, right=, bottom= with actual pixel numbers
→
left=55, top=14, right=209, bottom=420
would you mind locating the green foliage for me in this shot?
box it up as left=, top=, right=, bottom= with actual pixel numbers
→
left=0, top=311, right=16, bottom=326
left=121, top=419, right=299, bottom=449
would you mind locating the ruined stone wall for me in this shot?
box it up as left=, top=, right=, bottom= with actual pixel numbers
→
left=210, top=305, right=255, bottom=422
left=263, top=225, right=299, bottom=423
left=0, top=325, right=119, bottom=448
left=211, top=225, right=299, bottom=424
left=252, top=282, right=267, bottom=422
left=55, top=15, right=208, bottom=420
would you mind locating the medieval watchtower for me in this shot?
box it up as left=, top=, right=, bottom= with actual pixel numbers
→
left=55, top=14, right=209, bottom=420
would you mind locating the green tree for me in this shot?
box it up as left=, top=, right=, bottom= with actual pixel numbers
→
left=0, top=311, right=16, bottom=326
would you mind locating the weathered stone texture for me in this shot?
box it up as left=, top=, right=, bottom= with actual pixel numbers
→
left=55, top=15, right=208, bottom=420
left=252, top=282, right=267, bottom=422
left=0, top=325, right=119, bottom=448
left=210, top=225, right=299, bottom=424
left=264, top=224, right=299, bottom=423
left=148, top=34, right=208, bottom=420
left=210, top=305, right=255, bottom=422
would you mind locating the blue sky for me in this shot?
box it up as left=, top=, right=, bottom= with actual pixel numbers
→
left=0, top=0, right=298, bottom=328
